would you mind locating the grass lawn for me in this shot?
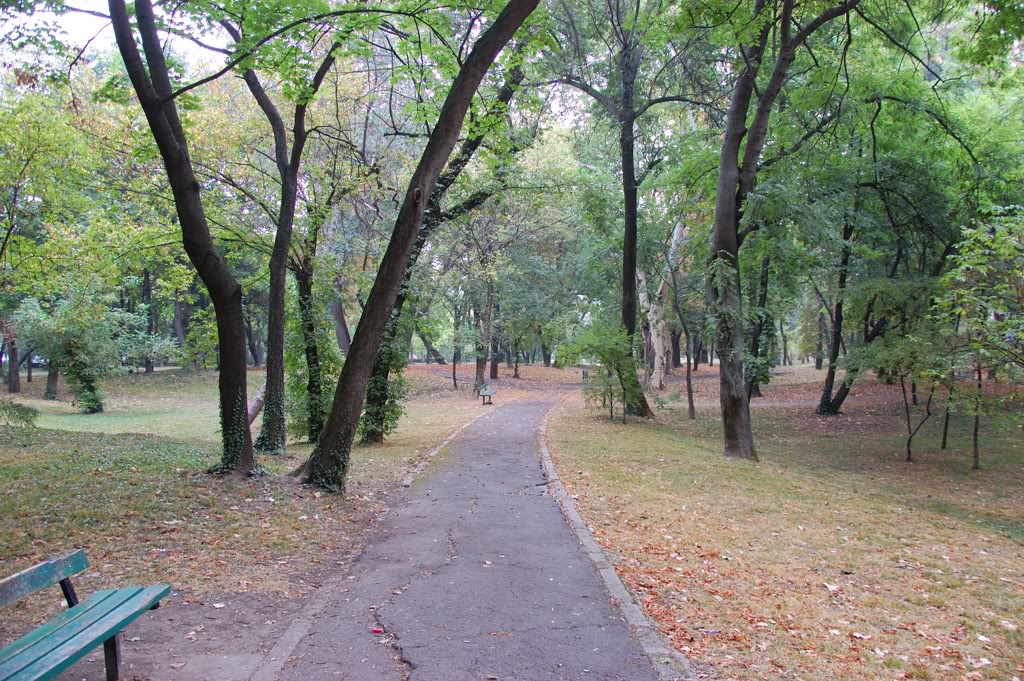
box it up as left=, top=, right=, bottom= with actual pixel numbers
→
left=0, top=367, right=484, bottom=642
left=547, top=365, right=1024, bottom=680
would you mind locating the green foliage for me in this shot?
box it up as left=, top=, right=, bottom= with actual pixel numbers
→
left=284, top=280, right=343, bottom=441
left=0, top=399, right=38, bottom=428
left=181, top=307, right=219, bottom=369
left=938, top=208, right=1024, bottom=378
left=358, top=322, right=408, bottom=443
left=558, top=312, right=644, bottom=420
left=14, top=282, right=159, bottom=413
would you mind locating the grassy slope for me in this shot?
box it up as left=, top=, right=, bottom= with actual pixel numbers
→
left=548, top=368, right=1023, bottom=681
left=1, top=367, right=483, bottom=640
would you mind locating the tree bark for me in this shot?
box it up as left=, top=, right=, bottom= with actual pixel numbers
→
left=45, top=365, right=58, bottom=400
left=237, top=57, right=335, bottom=458
left=419, top=327, right=447, bottom=364
left=247, top=383, right=266, bottom=425
left=972, top=360, right=982, bottom=470
left=244, top=311, right=263, bottom=367
left=300, top=0, right=539, bottom=490
left=142, top=268, right=155, bottom=373
left=618, top=109, right=655, bottom=417
left=173, top=293, right=188, bottom=349
left=6, top=337, right=18, bottom=393
left=295, top=266, right=325, bottom=443
left=330, top=301, right=352, bottom=355
left=746, top=256, right=770, bottom=399
left=109, top=0, right=254, bottom=473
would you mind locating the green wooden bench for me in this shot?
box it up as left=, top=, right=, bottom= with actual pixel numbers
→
left=476, top=383, right=497, bottom=405
left=0, top=550, right=170, bottom=681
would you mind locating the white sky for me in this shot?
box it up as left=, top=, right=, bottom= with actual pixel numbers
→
left=52, top=0, right=222, bottom=65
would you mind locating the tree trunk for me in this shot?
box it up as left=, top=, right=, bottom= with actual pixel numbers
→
left=247, top=383, right=266, bottom=425
left=972, top=360, right=982, bottom=470
left=243, top=310, right=262, bottom=367
left=618, top=108, right=655, bottom=417
left=941, top=402, right=951, bottom=449
left=709, top=92, right=755, bottom=458
left=684, top=328, right=696, bottom=420
left=7, top=338, right=18, bottom=393
left=817, top=219, right=855, bottom=413
left=358, top=52, right=528, bottom=440
left=45, top=365, right=58, bottom=400
left=542, top=343, right=552, bottom=367
left=779, top=319, right=789, bottom=366
left=296, top=266, right=325, bottom=443
left=300, top=0, right=538, bottom=491
left=419, top=328, right=447, bottom=364
left=671, top=330, right=681, bottom=369
left=173, top=293, right=188, bottom=348
left=142, top=268, right=155, bottom=373
left=330, top=301, right=352, bottom=355
left=746, top=256, right=770, bottom=399
left=109, top=0, right=254, bottom=474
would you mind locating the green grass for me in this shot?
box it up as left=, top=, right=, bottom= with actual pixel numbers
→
left=13, top=368, right=264, bottom=442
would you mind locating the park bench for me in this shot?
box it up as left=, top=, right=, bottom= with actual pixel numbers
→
left=477, top=383, right=497, bottom=405
left=0, top=549, right=170, bottom=681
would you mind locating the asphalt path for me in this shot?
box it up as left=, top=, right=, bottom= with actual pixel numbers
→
left=279, top=397, right=660, bottom=681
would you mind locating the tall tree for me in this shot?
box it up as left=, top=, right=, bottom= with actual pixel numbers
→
left=300, top=0, right=540, bottom=490
left=547, top=0, right=713, bottom=417
left=107, top=0, right=257, bottom=473
left=707, top=0, right=860, bottom=459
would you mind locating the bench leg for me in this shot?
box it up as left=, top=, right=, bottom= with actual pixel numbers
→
left=104, top=633, right=121, bottom=681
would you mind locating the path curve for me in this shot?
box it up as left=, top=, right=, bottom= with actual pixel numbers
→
left=274, top=396, right=663, bottom=681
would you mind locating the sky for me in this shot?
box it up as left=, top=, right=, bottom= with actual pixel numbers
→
left=51, top=0, right=222, bottom=65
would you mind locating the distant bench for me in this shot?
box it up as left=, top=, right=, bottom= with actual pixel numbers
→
left=0, top=550, right=170, bottom=681
left=476, top=383, right=497, bottom=405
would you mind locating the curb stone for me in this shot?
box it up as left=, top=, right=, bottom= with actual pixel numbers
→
left=538, top=405, right=696, bottom=681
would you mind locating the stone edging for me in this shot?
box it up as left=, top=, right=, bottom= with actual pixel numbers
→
left=538, top=406, right=696, bottom=681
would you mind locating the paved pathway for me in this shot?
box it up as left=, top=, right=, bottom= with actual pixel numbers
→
left=278, top=397, right=661, bottom=681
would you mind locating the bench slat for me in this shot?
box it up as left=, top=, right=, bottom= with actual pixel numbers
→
left=0, top=584, right=169, bottom=681
left=0, top=589, right=118, bottom=665
left=0, top=552, right=88, bottom=610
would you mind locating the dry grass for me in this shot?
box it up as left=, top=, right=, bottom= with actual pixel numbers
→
left=0, top=367, right=485, bottom=643
left=547, top=365, right=1024, bottom=680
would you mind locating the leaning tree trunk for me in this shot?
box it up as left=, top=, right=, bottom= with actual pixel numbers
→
left=299, top=0, right=539, bottom=491
left=419, top=328, right=447, bottom=365
left=330, top=301, right=352, bottom=355
left=109, top=0, right=254, bottom=474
